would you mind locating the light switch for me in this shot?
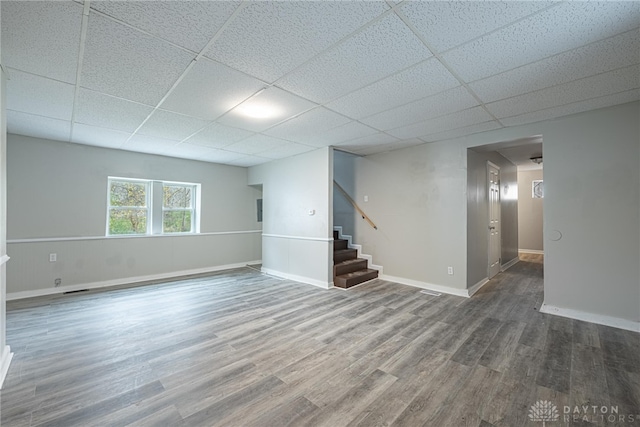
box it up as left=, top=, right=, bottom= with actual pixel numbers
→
left=364, top=195, right=369, bottom=202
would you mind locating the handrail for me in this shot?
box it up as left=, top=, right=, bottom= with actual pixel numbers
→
left=333, top=180, right=378, bottom=230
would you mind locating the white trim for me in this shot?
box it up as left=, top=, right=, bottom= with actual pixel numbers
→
left=518, top=249, right=544, bottom=255
left=7, top=230, right=263, bottom=244
left=379, top=274, right=469, bottom=298
left=262, top=234, right=332, bottom=242
left=333, top=226, right=383, bottom=274
left=540, top=303, right=640, bottom=333
left=0, top=345, right=13, bottom=390
left=6, top=260, right=262, bottom=301
left=468, top=277, right=490, bottom=297
left=501, top=257, right=520, bottom=271
left=260, top=267, right=332, bottom=289
left=0, top=254, right=9, bottom=266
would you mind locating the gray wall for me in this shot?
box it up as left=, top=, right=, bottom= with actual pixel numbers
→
left=6, top=135, right=262, bottom=297
left=248, top=147, right=333, bottom=288
left=463, top=101, right=639, bottom=328
left=344, top=140, right=469, bottom=293
left=518, top=169, right=544, bottom=252
left=333, top=150, right=358, bottom=238
left=342, top=102, right=638, bottom=328
left=467, top=150, right=519, bottom=288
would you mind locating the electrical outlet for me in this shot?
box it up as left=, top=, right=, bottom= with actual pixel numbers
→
left=54, top=278, right=61, bottom=287
left=49, top=253, right=57, bottom=262
left=447, top=266, right=454, bottom=275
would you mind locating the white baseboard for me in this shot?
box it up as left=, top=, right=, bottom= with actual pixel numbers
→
left=379, top=273, right=469, bottom=298
left=501, top=257, right=520, bottom=271
left=540, top=303, right=640, bottom=333
left=6, top=260, right=262, bottom=301
left=0, top=345, right=13, bottom=389
left=261, top=268, right=332, bottom=290
left=333, top=226, right=383, bottom=274
left=519, top=249, right=544, bottom=255
left=468, top=277, right=490, bottom=297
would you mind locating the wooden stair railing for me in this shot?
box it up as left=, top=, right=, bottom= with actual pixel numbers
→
left=333, top=180, right=378, bottom=230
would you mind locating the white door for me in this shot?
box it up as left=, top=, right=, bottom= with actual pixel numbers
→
left=488, top=162, right=501, bottom=279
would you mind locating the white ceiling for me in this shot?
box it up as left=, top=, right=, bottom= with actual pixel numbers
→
left=1, top=1, right=639, bottom=167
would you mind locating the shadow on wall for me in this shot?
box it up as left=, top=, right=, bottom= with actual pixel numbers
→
left=333, top=150, right=358, bottom=237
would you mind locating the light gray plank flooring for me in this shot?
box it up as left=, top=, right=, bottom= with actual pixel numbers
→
left=1, top=256, right=639, bottom=426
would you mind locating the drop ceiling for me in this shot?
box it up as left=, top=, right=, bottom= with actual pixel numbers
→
left=1, top=1, right=638, bottom=167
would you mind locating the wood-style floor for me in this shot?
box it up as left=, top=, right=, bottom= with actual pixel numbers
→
left=1, top=256, right=639, bottom=426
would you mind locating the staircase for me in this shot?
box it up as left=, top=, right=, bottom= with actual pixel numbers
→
left=333, top=230, right=378, bottom=288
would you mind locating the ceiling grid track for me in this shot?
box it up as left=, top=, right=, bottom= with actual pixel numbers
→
left=68, top=0, right=91, bottom=143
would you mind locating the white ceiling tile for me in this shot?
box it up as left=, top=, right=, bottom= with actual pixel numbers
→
left=227, top=155, right=271, bottom=167
left=81, top=12, right=194, bottom=106
left=351, top=138, right=426, bottom=156
left=255, top=142, right=316, bottom=160
left=204, top=1, right=389, bottom=83
left=326, top=58, right=460, bottom=119
left=122, top=134, right=180, bottom=156
left=304, top=121, right=379, bottom=147
left=421, top=121, right=503, bottom=143
left=223, top=134, right=290, bottom=156
left=71, top=124, right=131, bottom=149
left=443, top=2, right=640, bottom=82
left=160, top=143, right=222, bottom=163
left=400, top=1, right=554, bottom=52
left=217, top=87, right=318, bottom=132
left=183, top=123, right=255, bottom=149
left=1, top=1, right=82, bottom=83
left=6, top=69, right=75, bottom=120
left=388, top=107, right=494, bottom=139
left=160, top=58, right=266, bottom=121
left=486, top=64, right=640, bottom=119
left=501, top=90, right=640, bottom=127
left=471, top=30, right=640, bottom=103
left=90, top=1, right=240, bottom=52
left=335, top=132, right=399, bottom=151
left=195, top=149, right=246, bottom=164
left=264, top=107, right=351, bottom=143
left=76, top=89, right=154, bottom=133
left=7, top=110, right=71, bottom=141
left=137, top=110, right=210, bottom=141
left=277, top=13, right=432, bottom=103
left=361, top=86, right=478, bottom=131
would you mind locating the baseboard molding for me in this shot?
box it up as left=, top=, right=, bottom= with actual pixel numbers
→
left=540, top=303, right=640, bottom=333
left=6, top=260, right=262, bottom=301
left=261, top=268, right=332, bottom=290
left=0, top=345, right=13, bottom=389
left=468, top=277, right=490, bottom=297
left=519, top=249, right=544, bottom=255
left=379, top=274, right=469, bottom=298
left=501, top=257, right=520, bottom=271
left=333, top=226, right=383, bottom=274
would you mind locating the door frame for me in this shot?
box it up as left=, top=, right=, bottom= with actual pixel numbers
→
left=487, top=161, right=501, bottom=279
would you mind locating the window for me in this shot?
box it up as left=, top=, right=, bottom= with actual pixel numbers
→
left=107, top=177, right=200, bottom=236
left=532, top=180, right=544, bottom=198
left=163, top=183, right=196, bottom=233
left=108, top=178, right=150, bottom=235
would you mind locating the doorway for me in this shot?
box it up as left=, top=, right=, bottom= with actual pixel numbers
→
left=487, top=161, right=501, bottom=279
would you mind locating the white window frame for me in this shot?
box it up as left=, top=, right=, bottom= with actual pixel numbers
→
left=106, top=177, right=152, bottom=236
left=106, top=177, right=201, bottom=236
left=161, top=181, right=201, bottom=235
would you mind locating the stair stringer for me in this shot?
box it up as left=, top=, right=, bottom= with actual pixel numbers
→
left=333, top=226, right=383, bottom=276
